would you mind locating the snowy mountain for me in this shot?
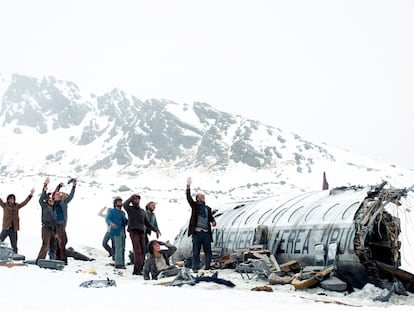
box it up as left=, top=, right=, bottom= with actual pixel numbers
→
left=1, top=72, right=413, bottom=202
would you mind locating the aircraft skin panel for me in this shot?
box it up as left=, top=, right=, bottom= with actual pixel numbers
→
left=217, top=187, right=366, bottom=229
left=269, top=224, right=358, bottom=264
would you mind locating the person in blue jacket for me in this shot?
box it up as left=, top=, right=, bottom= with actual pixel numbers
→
left=106, top=197, right=128, bottom=269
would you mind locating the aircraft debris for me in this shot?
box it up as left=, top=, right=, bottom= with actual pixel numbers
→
left=173, top=181, right=414, bottom=297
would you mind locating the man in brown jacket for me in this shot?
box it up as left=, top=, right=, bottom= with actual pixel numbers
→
left=0, top=188, right=35, bottom=253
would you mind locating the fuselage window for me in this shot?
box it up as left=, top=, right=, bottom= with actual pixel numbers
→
left=342, top=202, right=360, bottom=220
left=231, top=211, right=245, bottom=226
left=258, top=209, right=273, bottom=224
left=272, top=207, right=288, bottom=223
left=262, top=205, right=284, bottom=223
left=323, top=203, right=341, bottom=221
left=245, top=210, right=259, bottom=225
left=305, top=204, right=321, bottom=221
left=288, top=206, right=305, bottom=223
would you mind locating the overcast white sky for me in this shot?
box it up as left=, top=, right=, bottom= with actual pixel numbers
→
left=1, top=0, right=413, bottom=168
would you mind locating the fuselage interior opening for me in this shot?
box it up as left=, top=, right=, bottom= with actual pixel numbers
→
left=365, top=211, right=399, bottom=267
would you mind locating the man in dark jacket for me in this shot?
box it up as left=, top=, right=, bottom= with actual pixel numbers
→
left=0, top=189, right=35, bottom=254
left=123, top=194, right=161, bottom=275
left=186, top=177, right=216, bottom=272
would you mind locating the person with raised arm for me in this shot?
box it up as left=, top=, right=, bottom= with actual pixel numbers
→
left=186, top=177, right=216, bottom=273
left=0, top=188, right=35, bottom=254
left=35, top=177, right=57, bottom=263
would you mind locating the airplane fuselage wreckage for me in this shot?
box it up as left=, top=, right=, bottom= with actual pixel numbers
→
left=173, top=181, right=414, bottom=294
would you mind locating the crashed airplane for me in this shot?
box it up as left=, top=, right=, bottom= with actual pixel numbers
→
left=173, top=181, right=414, bottom=294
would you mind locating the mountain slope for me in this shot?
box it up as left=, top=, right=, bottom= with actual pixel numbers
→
left=0, top=72, right=413, bottom=200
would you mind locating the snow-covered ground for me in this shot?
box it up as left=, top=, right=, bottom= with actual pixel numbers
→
left=2, top=242, right=413, bottom=311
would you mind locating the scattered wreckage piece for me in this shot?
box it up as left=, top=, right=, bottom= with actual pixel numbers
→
left=268, top=272, right=294, bottom=285
left=279, top=260, right=301, bottom=273
left=0, top=244, right=26, bottom=262
left=236, top=258, right=271, bottom=280
left=0, top=261, right=27, bottom=268
left=374, top=260, right=414, bottom=293
left=79, top=278, right=116, bottom=288
left=232, top=248, right=347, bottom=292
left=66, top=247, right=95, bottom=261
left=155, top=268, right=235, bottom=287
left=25, top=259, right=66, bottom=270
left=235, top=248, right=281, bottom=280
left=212, top=253, right=237, bottom=269
left=37, top=259, right=66, bottom=270
left=319, top=276, right=348, bottom=292
left=373, top=281, right=407, bottom=302
left=251, top=285, right=273, bottom=292
left=0, top=244, right=27, bottom=267
left=291, top=265, right=334, bottom=289
left=291, top=241, right=346, bottom=291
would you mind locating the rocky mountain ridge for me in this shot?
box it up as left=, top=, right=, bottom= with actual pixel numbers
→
left=0, top=72, right=412, bottom=201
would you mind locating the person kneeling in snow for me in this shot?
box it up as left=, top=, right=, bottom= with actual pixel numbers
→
left=143, top=240, right=178, bottom=280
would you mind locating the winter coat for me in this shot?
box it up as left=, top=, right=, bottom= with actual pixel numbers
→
left=145, top=210, right=159, bottom=235
left=143, top=242, right=177, bottom=280
left=123, top=196, right=158, bottom=234
left=0, top=194, right=33, bottom=231
left=39, top=187, right=57, bottom=229
left=186, top=186, right=215, bottom=241
left=106, top=207, right=128, bottom=237
left=54, top=184, right=76, bottom=226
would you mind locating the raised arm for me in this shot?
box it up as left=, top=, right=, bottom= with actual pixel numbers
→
left=16, top=188, right=35, bottom=209
left=39, top=178, right=50, bottom=204
left=186, top=177, right=195, bottom=206
left=98, top=206, right=108, bottom=217
left=64, top=179, right=77, bottom=204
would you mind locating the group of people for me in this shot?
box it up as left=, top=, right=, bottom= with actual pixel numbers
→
left=0, top=176, right=217, bottom=279
left=104, top=193, right=162, bottom=275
